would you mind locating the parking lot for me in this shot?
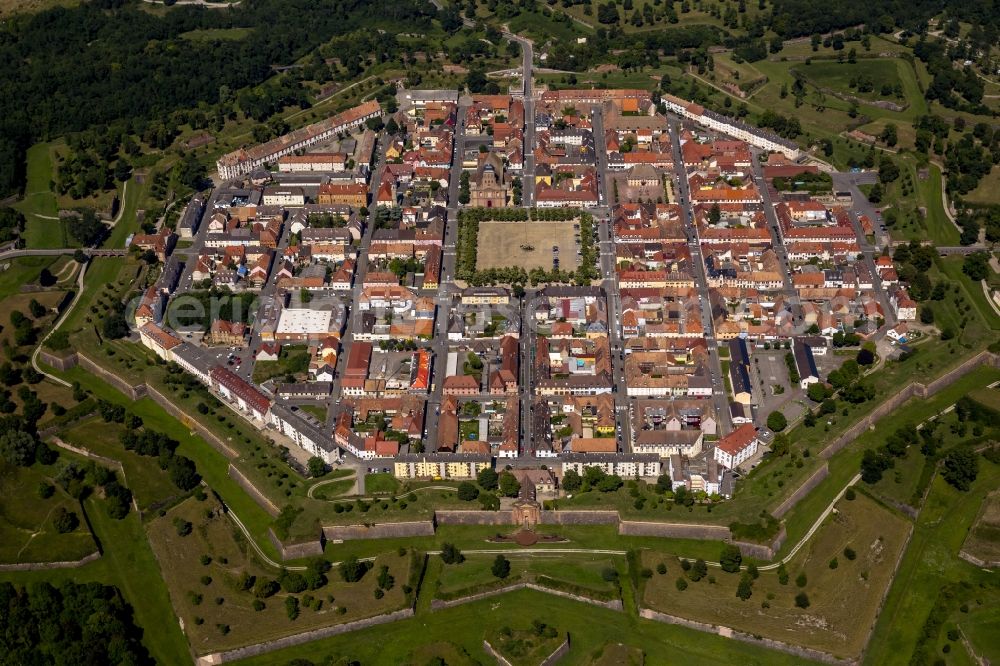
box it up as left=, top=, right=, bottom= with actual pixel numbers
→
left=750, top=350, right=805, bottom=423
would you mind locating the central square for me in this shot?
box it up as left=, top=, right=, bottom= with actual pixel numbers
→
left=475, top=219, right=581, bottom=272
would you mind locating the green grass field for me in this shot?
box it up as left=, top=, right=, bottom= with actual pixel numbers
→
left=433, top=551, right=620, bottom=601
left=232, top=584, right=816, bottom=666
left=959, top=604, right=1000, bottom=663
left=365, top=472, right=400, bottom=494
left=148, top=496, right=415, bottom=656
left=59, top=417, right=187, bottom=511
left=864, top=458, right=1000, bottom=666
left=0, top=458, right=97, bottom=564
left=486, top=622, right=565, bottom=666
left=16, top=142, right=66, bottom=249
left=793, top=59, right=908, bottom=103
left=0, top=495, right=191, bottom=665
left=179, top=27, right=252, bottom=41
left=641, top=492, right=911, bottom=660
left=960, top=489, right=1000, bottom=565
left=962, top=164, right=1000, bottom=205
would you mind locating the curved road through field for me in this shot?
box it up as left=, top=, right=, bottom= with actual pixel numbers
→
left=30, top=259, right=89, bottom=388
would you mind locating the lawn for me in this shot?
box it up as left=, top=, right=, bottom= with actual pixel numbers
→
left=365, top=472, right=400, bottom=494
left=0, top=458, right=97, bottom=564
left=147, top=496, right=417, bottom=656
left=485, top=622, right=565, bottom=666
left=403, top=642, right=480, bottom=666
left=297, top=404, right=327, bottom=421
left=16, top=142, right=66, bottom=249
left=496, top=4, right=587, bottom=43
left=960, top=604, right=1000, bottom=664
left=641, top=492, right=911, bottom=660
left=59, top=416, right=187, bottom=511
left=960, top=489, right=1000, bottom=565
left=962, top=164, right=1000, bottom=205
left=179, top=27, right=253, bottom=41
left=0, top=495, right=191, bottom=666
left=232, top=585, right=817, bottom=666
left=864, top=458, right=1000, bottom=666
left=0, top=256, right=62, bottom=301
left=309, top=478, right=355, bottom=499
left=252, top=345, right=310, bottom=384
left=0, top=289, right=66, bottom=362
left=51, top=367, right=285, bottom=559
left=433, top=551, right=621, bottom=601
left=935, top=255, right=1000, bottom=331
left=883, top=157, right=960, bottom=246
left=105, top=174, right=151, bottom=249
left=57, top=256, right=131, bottom=337
left=792, top=59, right=908, bottom=103
left=969, top=386, right=1000, bottom=412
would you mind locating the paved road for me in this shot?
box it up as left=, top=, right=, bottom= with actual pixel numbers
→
left=423, top=102, right=470, bottom=451
left=328, top=133, right=390, bottom=426
left=30, top=259, right=89, bottom=388
left=666, top=116, right=733, bottom=435
left=590, top=108, right=631, bottom=451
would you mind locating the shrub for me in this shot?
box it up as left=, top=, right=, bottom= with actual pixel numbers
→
left=688, top=559, right=708, bottom=582
left=844, top=547, right=856, bottom=560
left=795, top=572, right=807, bottom=588
left=675, top=577, right=688, bottom=591
left=376, top=565, right=394, bottom=590
left=736, top=573, right=753, bottom=600
left=200, top=576, right=212, bottom=586
left=795, top=592, right=810, bottom=608
left=252, top=600, right=265, bottom=611
left=440, top=542, right=464, bottom=565
left=457, top=481, right=480, bottom=501
left=285, top=596, right=299, bottom=620
left=200, top=555, right=212, bottom=566
left=656, top=562, right=667, bottom=575
left=279, top=571, right=308, bottom=594
left=492, top=555, right=511, bottom=579
left=829, top=557, right=839, bottom=569
left=373, top=588, right=384, bottom=599
left=173, top=518, right=192, bottom=537
left=340, top=556, right=370, bottom=583
left=844, top=488, right=856, bottom=500
left=253, top=578, right=279, bottom=599
left=720, top=544, right=742, bottom=573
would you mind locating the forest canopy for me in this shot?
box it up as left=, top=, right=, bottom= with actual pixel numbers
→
left=0, top=0, right=436, bottom=197
left=0, top=580, right=152, bottom=664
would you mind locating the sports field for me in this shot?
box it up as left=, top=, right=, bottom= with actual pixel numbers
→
left=476, top=219, right=579, bottom=272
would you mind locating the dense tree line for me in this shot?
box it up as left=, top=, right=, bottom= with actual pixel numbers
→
left=0, top=580, right=152, bottom=665
left=769, top=0, right=942, bottom=37
left=0, top=0, right=436, bottom=197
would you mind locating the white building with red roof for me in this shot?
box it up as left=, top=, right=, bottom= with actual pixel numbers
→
left=713, top=423, right=759, bottom=470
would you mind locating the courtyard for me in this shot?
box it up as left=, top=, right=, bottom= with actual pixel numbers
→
left=476, top=219, right=581, bottom=272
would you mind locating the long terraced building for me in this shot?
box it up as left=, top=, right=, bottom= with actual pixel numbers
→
left=216, top=100, right=381, bottom=180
